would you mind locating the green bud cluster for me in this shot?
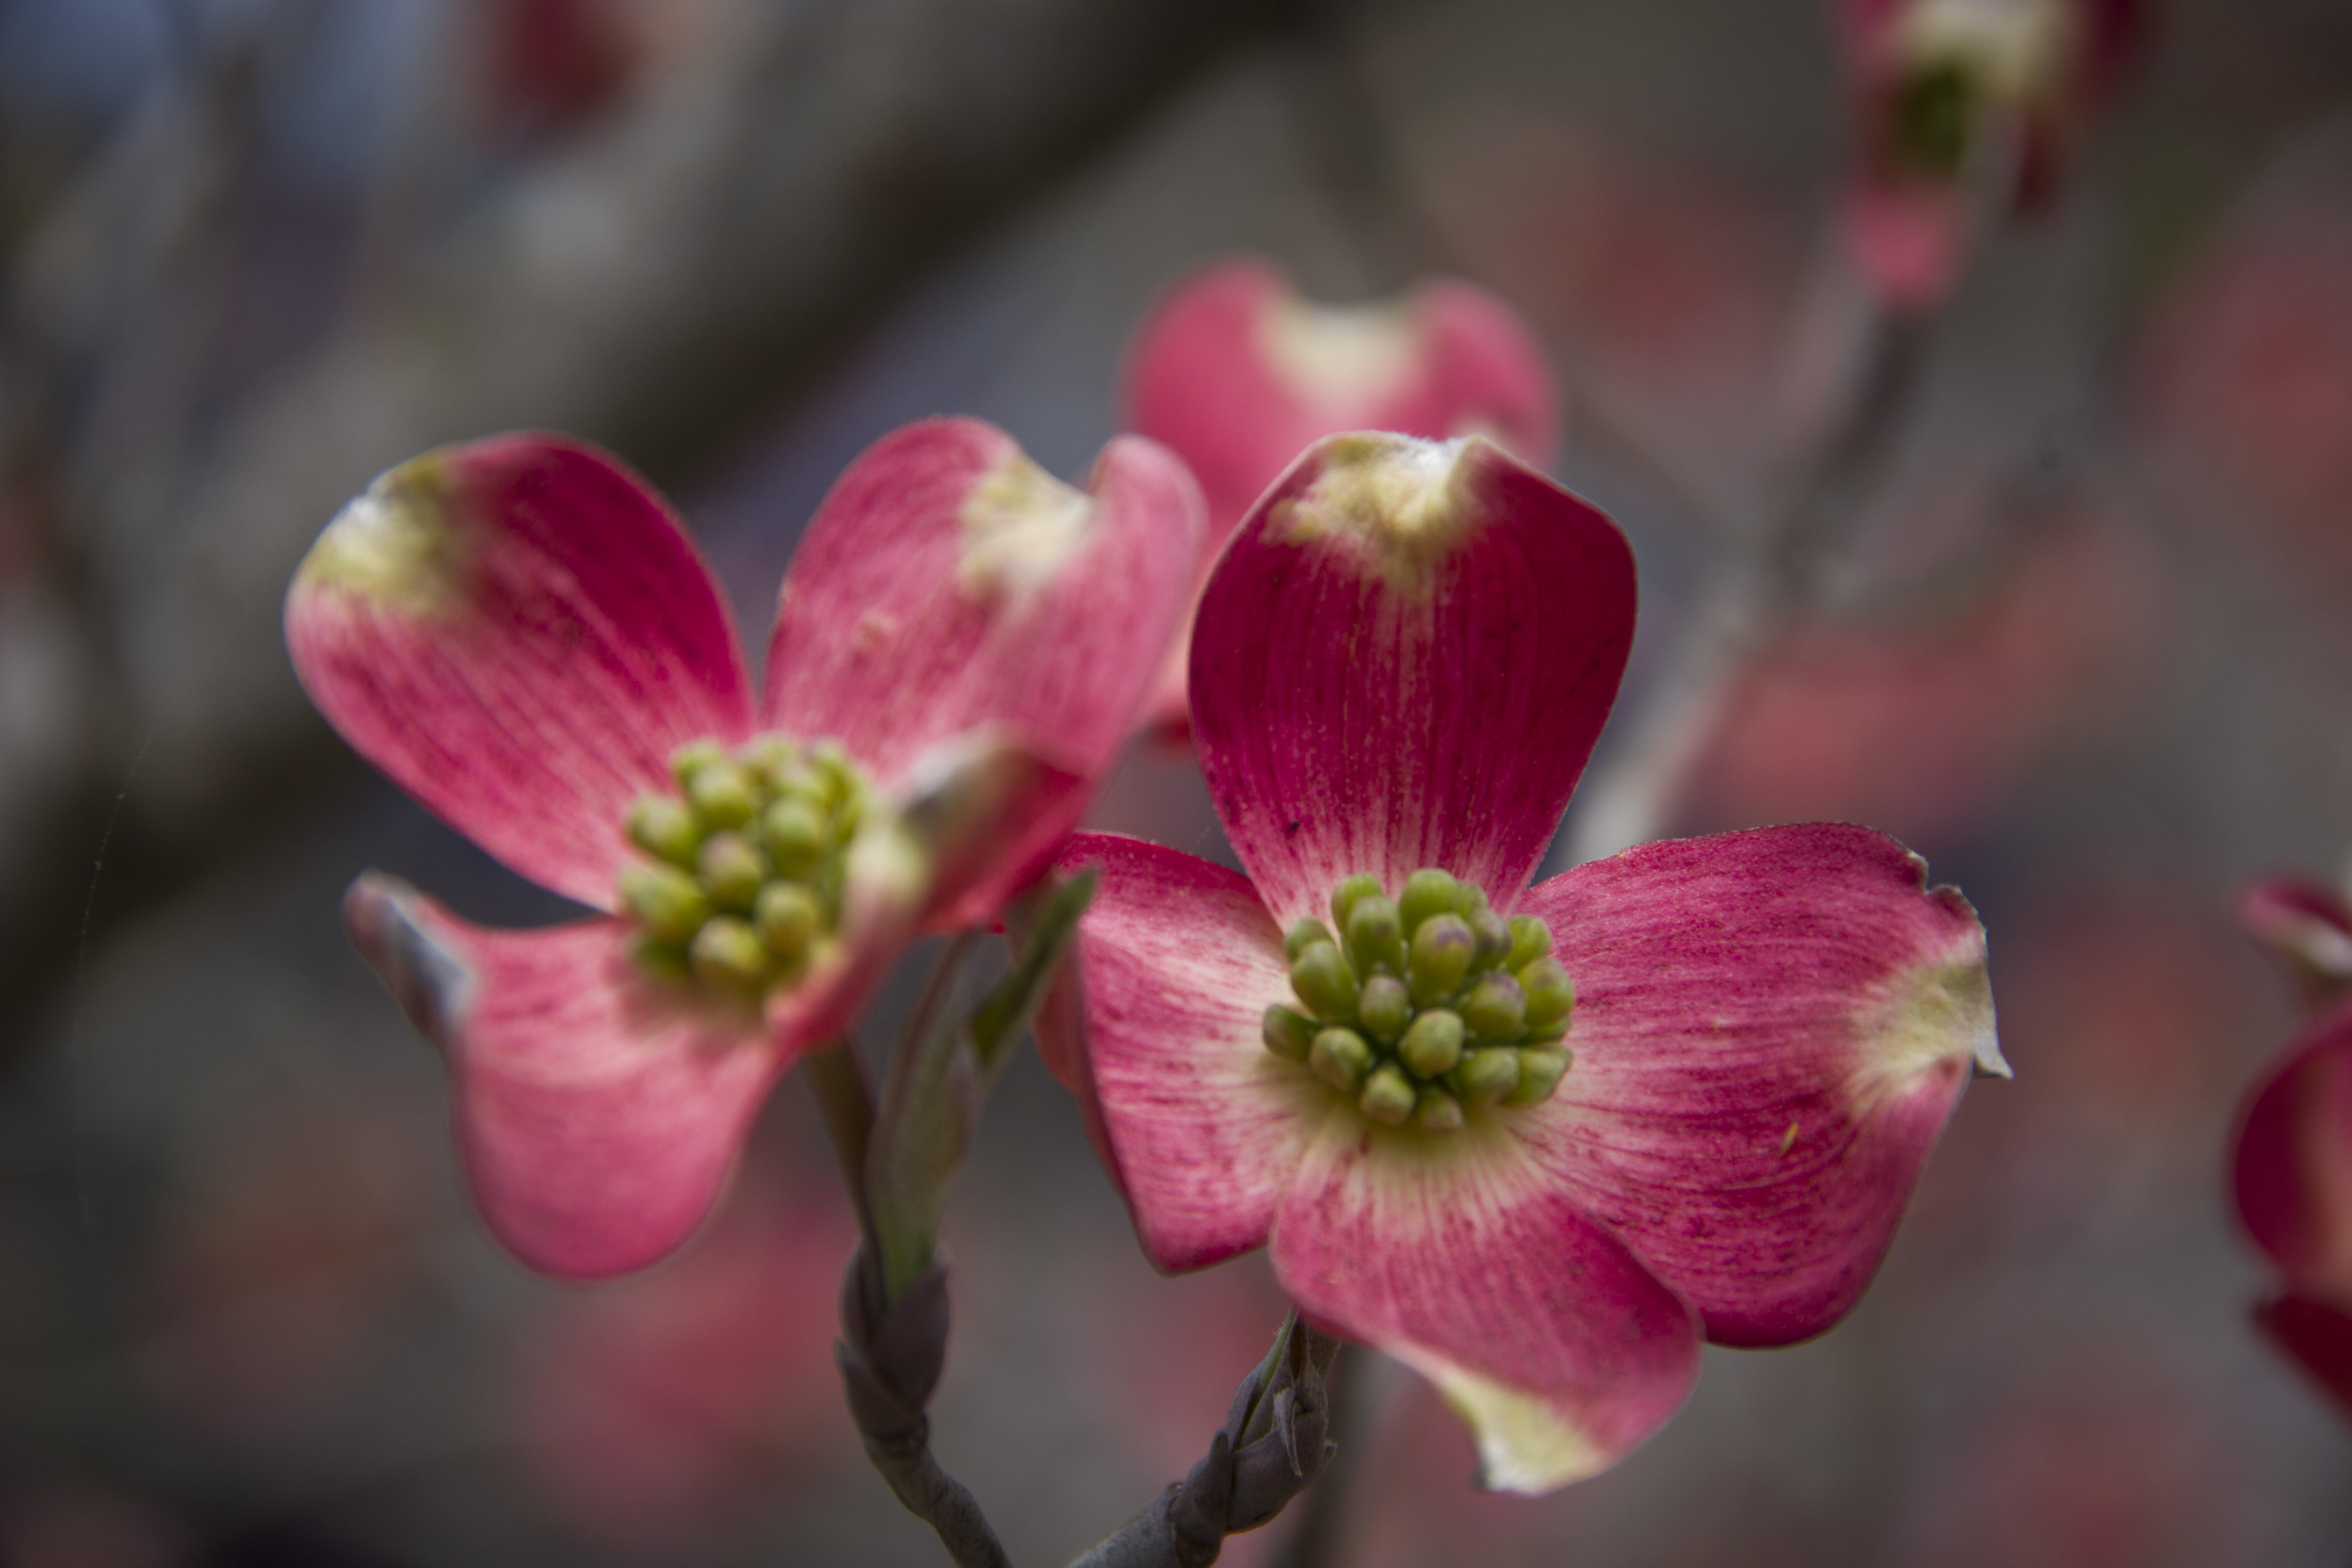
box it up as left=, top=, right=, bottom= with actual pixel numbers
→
left=1262, top=867, right=1575, bottom=1133
left=615, top=735, right=869, bottom=996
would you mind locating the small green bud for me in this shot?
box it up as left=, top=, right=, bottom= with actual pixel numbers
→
left=1414, top=1086, right=1466, bottom=1134
left=1455, top=881, right=1490, bottom=918
left=754, top=881, right=822, bottom=956
left=1357, top=974, right=1413, bottom=1045
left=1459, top=971, right=1528, bottom=1041
left=811, top=741, right=856, bottom=804
left=686, top=760, right=760, bottom=829
left=1520, top=956, right=1576, bottom=1029
left=1330, top=873, right=1385, bottom=934
left=1451, top=1047, right=1521, bottom=1109
left=1504, top=915, right=1553, bottom=972
left=1398, top=1008, right=1466, bottom=1079
left=1309, top=1027, right=1373, bottom=1091
left=1467, top=907, right=1512, bottom=971
left=1263, top=1004, right=1316, bottom=1062
left=697, top=831, right=769, bottom=909
left=1358, top=1064, right=1416, bottom=1127
left=619, top=862, right=711, bottom=944
left=626, top=796, right=702, bottom=867
left=1503, top=1047, right=1573, bottom=1108
left=1345, top=894, right=1405, bottom=977
left=689, top=916, right=769, bottom=990
left=1523, top=1017, right=1572, bottom=1046
left=762, top=799, right=825, bottom=875
left=737, top=735, right=796, bottom=780
left=631, top=936, right=693, bottom=982
left=1407, top=913, right=1475, bottom=1005
left=1398, top=868, right=1459, bottom=935
left=670, top=739, right=726, bottom=790
left=1290, top=941, right=1359, bottom=1022
left=1285, top=916, right=1336, bottom=962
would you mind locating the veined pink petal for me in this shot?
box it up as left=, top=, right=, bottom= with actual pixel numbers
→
left=1041, top=833, right=1321, bottom=1272
left=1124, top=259, right=1557, bottom=538
left=287, top=436, right=753, bottom=910
left=1270, top=1119, right=1700, bottom=1493
left=1516, top=824, right=2003, bottom=1347
left=1191, top=433, right=1635, bottom=927
left=343, top=874, right=789, bottom=1281
left=2232, top=1002, right=2352, bottom=1299
left=765, top=419, right=1201, bottom=806
left=2253, top=1293, right=2352, bottom=1417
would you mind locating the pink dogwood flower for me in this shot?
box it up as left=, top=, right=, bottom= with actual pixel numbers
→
left=1039, top=431, right=2004, bottom=1490
left=287, top=420, right=1202, bottom=1279
left=1838, top=0, right=2142, bottom=310
left=2232, top=875, right=2352, bottom=1416
left=1122, top=259, right=1555, bottom=731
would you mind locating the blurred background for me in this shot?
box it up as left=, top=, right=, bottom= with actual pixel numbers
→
left=4, top=0, right=2352, bottom=1562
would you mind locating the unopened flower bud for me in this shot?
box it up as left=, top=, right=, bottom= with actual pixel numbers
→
left=1285, top=916, right=1336, bottom=962
left=1519, top=956, right=1576, bottom=1029
left=1330, top=872, right=1385, bottom=933
left=1399, top=868, right=1459, bottom=935
left=1408, top=914, right=1475, bottom=1005
left=1503, top=1047, right=1572, bottom=1108
left=1309, top=1027, right=1373, bottom=1091
left=620, top=862, right=711, bottom=944
left=1358, top=974, right=1412, bottom=1044
left=1346, top=894, right=1405, bottom=976
left=1399, top=1008, right=1466, bottom=1078
left=1358, top=1064, right=1415, bottom=1126
left=1290, top=941, right=1359, bottom=1022
left=626, top=796, right=702, bottom=867
left=1460, top=971, right=1527, bottom=1041
left=1263, top=1004, right=1316, bottom=1062
left=1468, top=907, right=1512, bottom=971
left=697, top=831, right=768, bottom=909
left=1414, top=1086, right=1466, bottom=1133
left=1504, top=915, right=1553, bottom=972
left=755, top=881, right=821, bottom=956
left=689, top=916, right=769, bottom=991
left=687, top=760, right=759, bottom=829
left=1451, top=1047, right=1521, bottom=1109
left=763, top=799, right=824, bottom=876
left=631, top=936, right=693, bottom=982
left=670, top=739, right=726, bottom=790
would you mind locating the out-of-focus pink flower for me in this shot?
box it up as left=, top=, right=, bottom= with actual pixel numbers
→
left=1040, top=431, right=2004, bottom=1492
left=1838, top=0, right=2143, bottom=309
left=515, top=1180, right=856, bottom=1548
left=286, top=421, right=1201, bottom=1279
left=2232, top=875, right=2352, bottom=1417
left=1122, top=259, right=1554, bottom=731
left=2139, top=205, right=2352, bottom=582
left=1686, top=521, right=2150, bottom=846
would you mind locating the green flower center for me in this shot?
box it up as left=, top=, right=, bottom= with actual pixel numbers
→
left=1263, top=868, right=1575, bottom=1133
left=615, top=735, right=871, bottom=996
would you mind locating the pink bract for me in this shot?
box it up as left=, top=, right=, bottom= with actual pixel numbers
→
left=287, top=423, right=1202, bottom=1278
left=2229, top=891, right=2352, bottom=1419
left=1122, top=259, right=1555, bottom=732
left=1038, top=431, right=2004, bottom=1492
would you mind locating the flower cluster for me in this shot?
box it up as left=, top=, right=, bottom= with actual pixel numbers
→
left=289, top=263, right=2002, bottom=1508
